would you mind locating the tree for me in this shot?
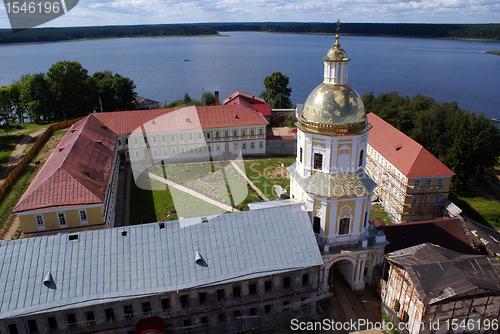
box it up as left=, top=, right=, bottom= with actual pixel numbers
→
left=184, top=93, right=191, bottom=105
left=201, top=92, right=215, bottom=106
left=94, top=71, right=137, bottom=112
left=0, top=86, right=14, bottom=134
left=47, top=61, right=96, bottom=120
left=260, top=72, right=292, bottom=109
left=21, top=73, right=53, bottom=122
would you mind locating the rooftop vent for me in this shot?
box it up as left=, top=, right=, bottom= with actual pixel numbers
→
left=159, top=222, right=165, bottom=229
left=101, top=126, right=108, bottom=130
left=201, top=217, right=208, bottom=223
left=195, top=250, right=207, bottom=267
left=43, top=271, right=56, bottom=289
left=395, top=145, right=402, bottom=151
left=59, top=148, right=64, bottom=152
left=152, top=119, right=156, bottom=125
left=68, top=234, right=78, bottom=241
left=234, top=114, right=239, bottom=119
left=122, top=231, right=127, bottom=236
left=185, top=117, right=191, bottom=123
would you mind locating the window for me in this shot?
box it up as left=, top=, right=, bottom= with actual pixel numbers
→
left=79, top=210, right=88, bottom=223
left=364, top=212, right=368, bottom=228
left=105, top=308, right=115, bottom=322
left=198, top=146, right=203, bottom=154
left=249, top=283, right=257, bottom=295
left=134, top=137, right=138, bottom=145
left=250, top=142, right=255, bottom=149
left=57, top=212, right=66, bottom=226
left=234, top=310, right=241, bottom=318
left=359, top=149, right=364, bottom=167
left=314, top=153, right=323, bottom=170
left=206, top=132, right=210, bottom=139
left=124, top=138, right=128, bottom=145
left=233, top=286, right=241, bottom=298
left=299, top=147, right=303, bottom=164
left=437, top=179, right=443, bottom=186
left=242, top=142, right=246, bottom=150
left=265, top=280, right=272, bottom=292
left=162, top=149, right=167, bottom=156
left=126, top=152, right=130, bottom=159
left=152, top=136, right=157, bottom=144
left=142, top=302, right=151, bottom=315
left=284, top=277, right=291, bottom=288
left=153, top=149, right=158, bottom=157
left=233, top=143, right=238, bottom=150
left=217, top=289, right=225, bottom=301
left=216, top=144, right=220, bottom=152
left=259, top=128, right=263, bottom=135
left=201, top=316, right=208, bottom=324
left=339, top=218, right=350, bottom=235
left=172, top=148, right=176, bottom=155
left=161, top=135, right=166, bottom=142
left=179, top=134, right=184, bottom=142
left=259, top=141, right=263, bottom=149
left=180, top=294, right=189, bottom=308
left=7, top=324, right=18, bottom=334
left=198, top=132, right=202, bottom=140
left=189, top=147, right=194, bottom=154
left=118, top=139, right=122, bottom=146
left=233, top=130, right=238, bottom=137
left=47, top=316, right=58, bottom=330
left=171, top=134, right=175, bottom=142
left=414, top=180, right=420, bottom=187
left=313, top=216, right=320, bottom=234
left=135, top=150, right=140, bottom=158
left=207, top=146, right=211, bottom=152
left=36, top=215, right=44, bottom=226
left=242, top=129, right=246, bottom=136
left=302, top=273, right=309, bottom=287
left=218, top=313, right=225, bottom=323
left=215, top=131, right=220, bottom=138
left=86, top=311, right=95, bottom=326
left=183, top=319, right=191, bottom=327
left=123, top=305, right=133, bottom=319
left=199, top=292, right=207, bottom=303
left=249, top=307, right=256, bottom=316
left=425, top=179, right=432, bottom=186
left=180, top=147, right=185, bottom=154
left=161, top=298, right=170, bottom=310
left=189, top=133, right=193, bottom=141
left=250, top=129, right=255, bottom=135
left=411, top=197, right=418, bottom=205
left=264, top=304, right=271, bottom=314
left=423, top=196, right=429, bottom=204
left=27, top=320, right=37, bottom=333
left=224, top=130, right=229, bottom=138
left=434, top=196, right=441, bottom=203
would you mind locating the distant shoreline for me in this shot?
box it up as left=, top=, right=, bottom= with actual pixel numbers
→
left=1, top=23, right=499, bottom=45
left=486, top=50, right=500, bottom=55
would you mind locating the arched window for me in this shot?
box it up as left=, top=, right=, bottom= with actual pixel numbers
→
left=359, top=149, right=364, bottom=167
left=313, top=217, right=321, bottom=234
left=339, top=218, right=350, bottom=235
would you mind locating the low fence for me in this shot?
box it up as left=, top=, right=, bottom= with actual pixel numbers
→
left=0, top=118, right=84, bottom=199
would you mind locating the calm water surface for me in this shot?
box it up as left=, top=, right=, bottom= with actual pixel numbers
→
left=0, top=32, right=499, bottom=119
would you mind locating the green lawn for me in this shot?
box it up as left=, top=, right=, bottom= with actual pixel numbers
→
left=450, top=192, right=500, bottom=229
left=369, top=204, right=392, bottom=224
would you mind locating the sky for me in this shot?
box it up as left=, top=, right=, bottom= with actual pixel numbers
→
left=1, top=0, right=499, bottom=29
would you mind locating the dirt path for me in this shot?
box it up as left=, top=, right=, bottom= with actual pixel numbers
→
left=0, top=127, right=47, bottom=185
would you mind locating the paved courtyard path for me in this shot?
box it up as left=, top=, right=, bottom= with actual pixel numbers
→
left=148, top=172, right=238, bottom=213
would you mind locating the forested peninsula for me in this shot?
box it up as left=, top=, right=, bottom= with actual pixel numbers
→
left=1, top=22, right=499, bottom=45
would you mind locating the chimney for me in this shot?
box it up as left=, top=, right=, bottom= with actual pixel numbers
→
left=214, top=91, right=220, bottom=105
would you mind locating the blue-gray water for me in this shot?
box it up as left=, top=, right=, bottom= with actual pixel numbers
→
left=0, top=31, right=499, bottom=119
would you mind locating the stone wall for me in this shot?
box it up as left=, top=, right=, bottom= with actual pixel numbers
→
left=266, top=139, right=296, bottom=155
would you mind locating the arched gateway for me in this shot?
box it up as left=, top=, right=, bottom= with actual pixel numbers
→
left=288, top=21, right=388, bottom=291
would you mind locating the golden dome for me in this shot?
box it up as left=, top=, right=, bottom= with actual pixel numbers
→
left=325, top=42, right=349, bottom=61
left=297, top=83, right=369, bottom=135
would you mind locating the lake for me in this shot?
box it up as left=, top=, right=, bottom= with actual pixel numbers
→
left=0, top=31, right=499, bottom=119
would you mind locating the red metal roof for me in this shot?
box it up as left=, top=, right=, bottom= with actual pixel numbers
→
left=252, top=104, right=271, bottom=116
left=13, top=115, right=117, bottom=213
left=223, top=90, right=266, bottom=105
left=367, top=113, right=454, bottom=178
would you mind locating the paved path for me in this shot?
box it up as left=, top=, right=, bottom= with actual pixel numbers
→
left=0, top=127, right=47, bottom=185
left=230, top=160, right=270, bottom=201
left=148, top=172, right=238, bottom=213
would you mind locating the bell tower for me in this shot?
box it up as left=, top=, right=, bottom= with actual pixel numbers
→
left=288, top=21, right=386, bottom=290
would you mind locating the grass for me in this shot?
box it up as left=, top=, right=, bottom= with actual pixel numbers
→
left=0, top=128, right=68, bottom=231
left=450, top=192, right=500, bottom=229
left=486, top=51, right=500, bottom=55
left=370, top=204, right=392, bottom=224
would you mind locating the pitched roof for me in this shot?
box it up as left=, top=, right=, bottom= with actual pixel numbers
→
left=94, top=105, right=268, bottom=136
left=223, top=90, right=266, bottom=105
left=386, top=243, right=500, bottom=305
left=367, top=113, right=454, bottom=178
left=13, top=115, right=117, bottom=213
left=0, top=204, right=323, bottom=319
left=379, top=218, right=476, bottom=255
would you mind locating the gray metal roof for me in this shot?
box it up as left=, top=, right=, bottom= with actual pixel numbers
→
left=247, top=199, right=304, bottom=211
left=441, top=199, right=462, bottom=217
left=386, top=243, right=500, bottom=305
left=0, top=204, right=323, bottom=320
